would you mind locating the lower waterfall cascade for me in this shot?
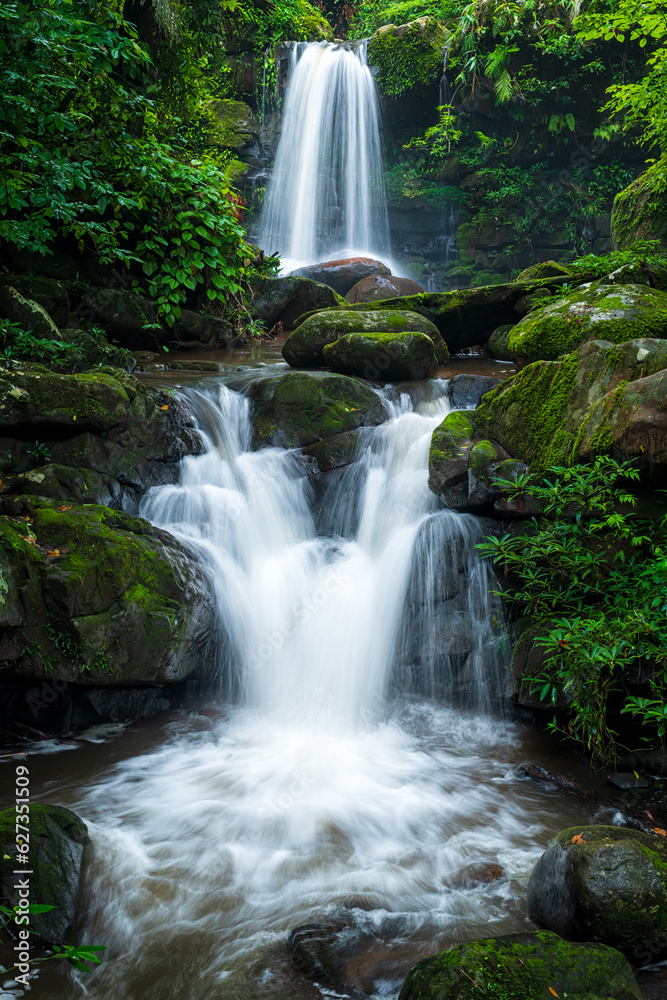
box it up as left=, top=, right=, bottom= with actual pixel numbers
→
left=21, top=377, right=594, bottom=1000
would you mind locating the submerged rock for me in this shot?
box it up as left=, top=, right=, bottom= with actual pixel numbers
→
left=527, top=826, right=667, bottom=965
left=323, top=331, right=437, bottom=381
left=0, top=804, right=89, bottom=944
left=398, top=930, right=642, bottom=1000
left=508, top=283, right=667, bottom=365
left=0, top=497, right=214, bottom=684
left=249, top=275, right=344, bottom=328
left=248, top=370, right=385, bottom=448
left=283, top=309, right=448, bottom=367
left=290, top=257, right=391, bottom=295
left=346, top=275, right=424, bottom=303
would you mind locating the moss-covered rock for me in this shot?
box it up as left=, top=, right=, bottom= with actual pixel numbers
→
left=250, top=275, right=345, bottom=328
left=398, top=930, right=642, bottom=1000
left=368, top=17, right=449, bottom=98
left=487, top=325, right=515, bottom=361
left=1, top=275, right=70, bottom=327
left=473, top=338, right=667, bottom=472
left=528, top=826, right=667, bottom=965
left=0, top=497, right=214, bottom=683
left=507, top=283, right=667, bottom=365
left=249, top=371, right=385, bottom=448
left=428, top=410, right=479, bottom=508
left=0, top=285, right=61, bottom=340
left=323, top=330, right=438, bottom=381
left=611, top=159, right=667, bottom=250
left=301, top=430, right=362, bottom=473
left=283, top=309, right=448, bottom=367
left=517, top=261, right=573, bottom=281
left=0, top=368, right=200, bottom=503
left=209, top=99, right=258, bottom=150
left=0, top=804, right=89, bottom=945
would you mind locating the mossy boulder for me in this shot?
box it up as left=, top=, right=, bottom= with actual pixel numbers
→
left=209, top=99, right=257, bottom=150
left=487, top=324, right=515, bottom=361
left=0, top=285, right=61, bottom=340
left=0, top=804, right=89, bottom=944
left=473, top=338, right=667, bottom=472
left=517, top=261, right=573, bottom=281
left=248, top=371, right=385, bottom=448
left=398, top=930, right=642, bottom=1000
left=528, top=826, right=667, bottom=965
left=0, top=497, right=214, bottom=683
left=283, top=309, right=448, bottom=367
left=368, top=17, right=449, bottom=98
left=323, top=331, right=438, bottom=381
left=1, top=275, right=69, bottom=327
left=428, top=410, right=479, bottom=508
left=0, top=368, right=200, bottom=503
left=611, top=159, right=667, bottom=250
left=250, top=275, right=345, bottom=328
left=508, top=283, right=667, bottom=365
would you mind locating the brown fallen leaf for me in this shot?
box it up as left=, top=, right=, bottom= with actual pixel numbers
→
left=57, top=505, right=72, bottom=512
left=548, top=989, right=559, bottom=998
left=570, top=833, right=586, bottom=844
left=654, top=828, right=667, bottom=838
left=47, top=550, right=60, bottom=558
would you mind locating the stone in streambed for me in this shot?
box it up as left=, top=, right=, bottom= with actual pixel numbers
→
left=291, top=257, right=391, bottom=295
left=346, top=274, right=424, bottom=303
left=398, top=930, right=642, bottom=1000
left=283, top=309, right=448, bottom=367
left=248, top=371, right=385, bottom=448
left=446, top=374, right=503, bottom=409
left=0, top=804, right=89, bottom=945
left=249, top=275, right=345, bottom=328
left=323, top=331, right=437, bottom=381
left=487, top=324, right=515, bottom=361
left=527, top=825, right=667, bottom=965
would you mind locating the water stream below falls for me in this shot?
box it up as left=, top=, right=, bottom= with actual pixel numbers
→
left=6, top=379, right=598, bottom=1000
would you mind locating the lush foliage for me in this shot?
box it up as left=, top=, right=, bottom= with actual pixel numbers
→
left=0, top=0, right=268, bottom=328
left=480, top=458, right=667, bottom=766
left=576, top=0, right=667, bottom=153
left=349, top=0, right=459, bottom=38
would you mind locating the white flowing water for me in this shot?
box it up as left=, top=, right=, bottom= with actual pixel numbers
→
left=24, top=380, right=593, bottom=1000
left=257, top=41, right=391, bottom=272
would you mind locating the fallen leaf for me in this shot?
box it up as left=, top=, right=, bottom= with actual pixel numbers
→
left=57, top=506, right=71, bottom=512
left=47, top=550, right=60, bottom=558
left=570, top=834, right=586, bottom=844
left=654, top=828, right=667, bottom=838
left=548, top=989, right=559, bottom=998
left=161, top=404, right=169, bottom=411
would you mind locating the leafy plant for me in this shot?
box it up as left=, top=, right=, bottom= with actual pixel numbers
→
left=479, top=457, right=667, bottom=765
left=0, top=320, right=81, bottom=366
left=0, top=902, right=106, bottom=973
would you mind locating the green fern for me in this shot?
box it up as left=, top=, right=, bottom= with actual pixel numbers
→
left=494, top=68, right=514, bottom=103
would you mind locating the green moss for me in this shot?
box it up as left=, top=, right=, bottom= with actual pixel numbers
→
left=612, top=158, right=667, bottom=250
left=367, top=18, right=448, bottom=97
left=323, top=330, right=439, bottom=381
left=209, top=99, right=257, bottom=150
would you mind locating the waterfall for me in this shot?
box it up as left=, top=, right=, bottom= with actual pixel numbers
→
left=257, top=41, right=391, bottom=271
left=57, top=378, right=589, bottom=1000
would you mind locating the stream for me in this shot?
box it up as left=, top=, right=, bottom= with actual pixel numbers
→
left=0, top=372, right=607, bottom=1000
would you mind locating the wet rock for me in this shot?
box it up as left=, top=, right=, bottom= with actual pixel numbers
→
left=284, top=308, right=448, bottom=367
left=527, top=825, right=667, bottom=965
left=291, top=257, right=391, bottom=295
left=249, top=371, right=385, bottom=448
left=249, top=275, right=344, bottom=328
left=449, top=861, right=504, bottom=888
left=398, top=930, right=642, bottom=1000
left=509, top=283, right=667, bottom=366
left=487, top=324, right=514, bottom=361
left=428, top=410, right=478, bottom=509
left=77, top=287, right=161, bottom=347
left=0, top=285, right=61, bottom=340
left=59, top=327, right=134, bottom=372
left=346, top=275, right=424, bottom=303
left=0, top=804, right=89, bottom=944
left=302, top=430, right=362, bottom=472
left=516, top=761, right=599, bottom=800
left=324, top=330, right=437, bottom=381
left=608, top=772, right=653, bottom=791
left=2, top=275, right=70, bottom=327
left=71, top=687, right=171, bottom=727
left=0, top=497, right=215, bottom=685
left=447, top=374, right=503, bottom=409
left=612, top=158, right=667, bottom=250
left=288, top=920, right=371, bottom=999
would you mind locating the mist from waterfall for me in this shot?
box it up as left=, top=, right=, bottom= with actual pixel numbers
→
left=257, top=41, right=391, bottom=271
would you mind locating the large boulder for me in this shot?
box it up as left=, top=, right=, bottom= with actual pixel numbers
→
left=0, top=804, right=89, bottom=945
left=447, top=374, right=503, bottom=409
left=1, top=275, right=70, bottom=327
left=612, top=159, right=667, bottom=250
left=346, top=275, right=424, bottom=303
left=398, top=931, right=642, bottom=1000
left=290, top=257, right=391, bottom=295
left=508, top=283, right=667, bottom=365
left=527, top=826, right=667, bottom=965
left=248, top=371, right=385, bottom=448
left=283, top=309, right=448, bottom=367
left=0, top=285, right=61, bottom=340
left=0, top=368, right=200, bottom=505
left=249, top=275, right=344, bottom=328
left=323, top=331, right=437, bottom=381
left=472, top=338, right=667, bottom=473
left=0, top=496, right=214, bottom=684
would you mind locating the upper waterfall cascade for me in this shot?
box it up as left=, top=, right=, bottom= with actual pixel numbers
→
left=257, top=41, right=391, bottom=271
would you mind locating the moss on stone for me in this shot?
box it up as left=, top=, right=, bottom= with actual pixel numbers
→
left=323, top=330, right=439, bottom=381
left=209, top=99, right=257, bottom=150
left=611, top=158, right=667, bottom=250
left=367, top=18, right=448, bottom=97
left=399, top=930, right=642, bottom=1000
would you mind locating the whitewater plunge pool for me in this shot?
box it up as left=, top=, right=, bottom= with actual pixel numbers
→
left=0, top=370, right=635, bottom=1000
